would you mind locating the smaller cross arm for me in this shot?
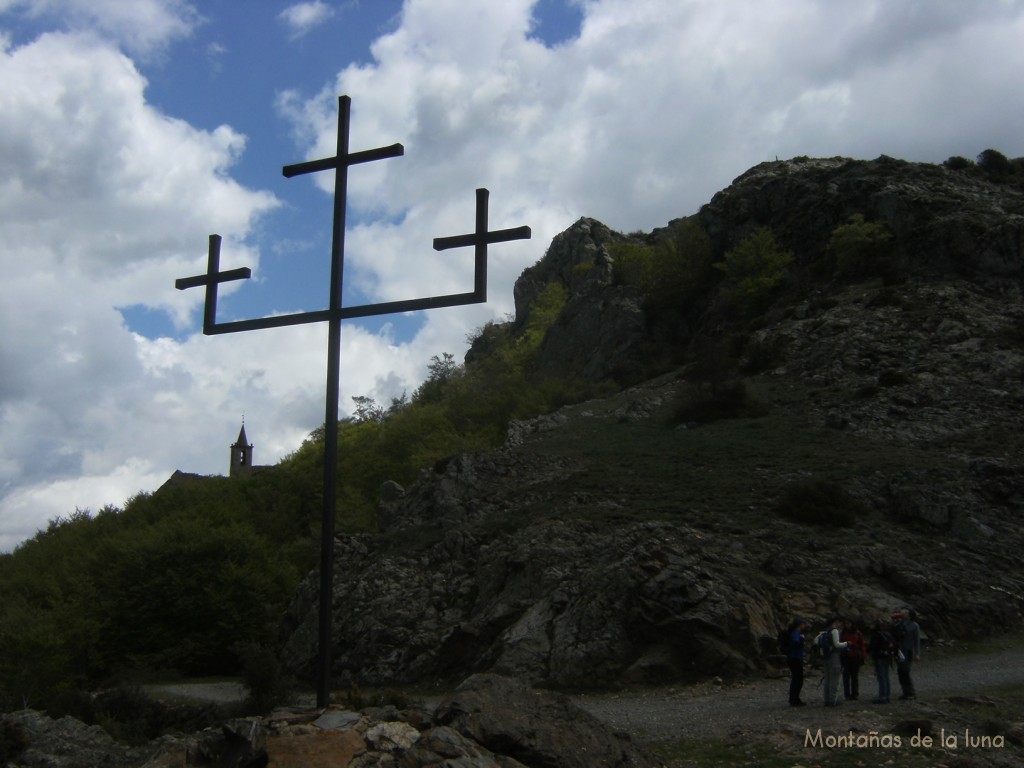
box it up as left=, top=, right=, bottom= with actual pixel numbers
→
left=175, top=267, right=251, bottom=290
left=174, top=234, right=253, bottom=335
left=282, top=143, right=405, bottom=178
left=429, top=188, right=531, bottom=303
left=433, top=225, right=532, bottom=252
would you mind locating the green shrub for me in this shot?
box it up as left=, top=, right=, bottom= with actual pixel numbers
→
left=827, top=214, right=894, bottom=276
left=943, top=155, right=973, bottom=171
left=412, top=353, right=459, bottom=405
left=517, top=281, right=568, bottom=365
left=943, top=149, right=1023, bottom=189
left=611, top=217, right=714, bottom=317
left=774, top=479, right=864, bottom=528
left=238, top=642, right=291, bottom=714
left=611, top=241, right=655, bottom=289
left=977, top=148, right=1013, bottom=182
left=714, top=227, right=793, bottom=315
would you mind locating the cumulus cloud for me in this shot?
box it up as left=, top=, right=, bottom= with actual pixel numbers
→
left=0, top=0, right=199, bottom=56
left=279, top=1, right=336, bottom=40
left=0, top=31, right=278, bottom=550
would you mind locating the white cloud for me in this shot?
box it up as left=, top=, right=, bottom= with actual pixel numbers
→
left=0, top=0, right=199, bottom=56
left=0, top=458, right=169, bottom=546
left=279, top=1, right=336, bottom=40
left=0, top=31, right=278, bottom=550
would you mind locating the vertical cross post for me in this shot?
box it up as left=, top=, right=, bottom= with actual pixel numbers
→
left=318, top=97, right=348, bottom=712
left=281, top=96, right=403, bottom=708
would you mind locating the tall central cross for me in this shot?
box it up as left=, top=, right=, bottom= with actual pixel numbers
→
left=175, top=95, right=530, bottom=707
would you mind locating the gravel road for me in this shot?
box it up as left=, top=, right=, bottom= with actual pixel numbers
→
left=574, top=646, right=1024, bottom=743
left=145, top=681, right=249, bottom=705
left=146, top=641, right=1024, bottom=746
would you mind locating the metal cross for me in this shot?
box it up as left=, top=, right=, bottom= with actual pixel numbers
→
left=175, top=95, right=530, bottom=707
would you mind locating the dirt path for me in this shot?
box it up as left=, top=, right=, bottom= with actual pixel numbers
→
left=145, top=681, right=248, bottom=705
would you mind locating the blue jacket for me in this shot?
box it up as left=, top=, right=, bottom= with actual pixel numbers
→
left=788, top=629, right=805, bottom=662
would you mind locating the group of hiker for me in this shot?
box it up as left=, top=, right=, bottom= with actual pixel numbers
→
left=780, top=610, right=922, bottom=707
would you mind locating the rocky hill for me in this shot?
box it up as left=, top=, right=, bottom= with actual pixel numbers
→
left=281, top=155, right=1024, bottom=690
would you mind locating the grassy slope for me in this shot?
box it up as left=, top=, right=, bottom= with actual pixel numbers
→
left=505, top=371, right=948, bottom=530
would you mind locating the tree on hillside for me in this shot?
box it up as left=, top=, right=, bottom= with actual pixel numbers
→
left=714, top=227, right=793, bottom=315
left=977, top=148, right=1012, bottom=182
left=413, top=353, right=460, bottom=404
left=827, top=214, right=894, bottom=277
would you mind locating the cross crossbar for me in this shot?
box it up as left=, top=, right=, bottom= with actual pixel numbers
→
left=282, top=143, right=405, bottom=178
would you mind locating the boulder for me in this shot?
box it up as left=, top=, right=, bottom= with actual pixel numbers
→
left=0, top=710, right=269, bottom=768
left=434, top=674, right=661, bottom=768
left=1, top=710, right=136, bottom=768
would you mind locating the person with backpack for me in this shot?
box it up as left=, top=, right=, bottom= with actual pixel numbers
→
left=840, top=618, right=867, bottom=700
left=868, top=617, right=895, bottom=704
left=779, top=617, right=809, bottom=706
left=818, top=616, right=849, bottom=707
left=892, top=609, right=922, bottom=700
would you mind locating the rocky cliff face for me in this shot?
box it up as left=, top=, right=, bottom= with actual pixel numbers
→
left=283, top=155, right=1024, bottom=690
left=698, top=155, right=1024, bottom=284
left=511, top=218, right=650, bottom=382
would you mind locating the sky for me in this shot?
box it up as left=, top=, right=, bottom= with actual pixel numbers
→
left=2, top=0, right=1023, bottom=552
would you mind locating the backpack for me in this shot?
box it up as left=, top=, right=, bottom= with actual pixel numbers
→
left=872, top=630, right=897, bottom=663
left=810, top=631, right=833, bottom=664
left=890, top=619, right=907, bottom=642
left=876, top=630, right=896, bottom=658
left=817, top=631, right=834, bottom=653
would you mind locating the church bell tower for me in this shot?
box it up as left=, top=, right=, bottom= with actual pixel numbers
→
left=230, top=422, right=254, bottom=477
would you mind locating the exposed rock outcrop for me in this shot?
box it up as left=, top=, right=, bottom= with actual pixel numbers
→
left=510, top=217, right=649, bottom=382
left=283, top=514, right=782, bottom=688
left=697, top=155, right=1024, bottom=285
left=433, top=674, right=659, bottom=767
